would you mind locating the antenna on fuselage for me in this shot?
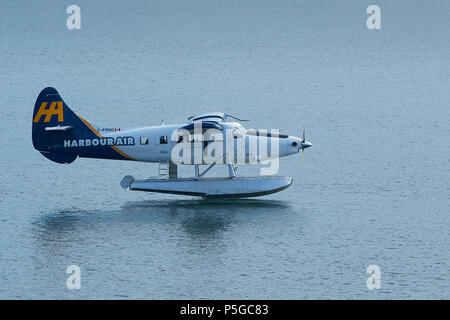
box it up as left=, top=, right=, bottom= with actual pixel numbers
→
left=225, top=114, right=249, bottom=122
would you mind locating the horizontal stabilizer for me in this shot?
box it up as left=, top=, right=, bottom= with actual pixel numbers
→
left=44, top=125, right=73, bottom=131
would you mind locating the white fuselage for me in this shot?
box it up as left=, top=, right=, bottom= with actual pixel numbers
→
left=77, top=122, right=304, bottom=164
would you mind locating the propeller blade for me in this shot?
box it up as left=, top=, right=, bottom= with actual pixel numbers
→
left=300, top=128, right=312, bottom=151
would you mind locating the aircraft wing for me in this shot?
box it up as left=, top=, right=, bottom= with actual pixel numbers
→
left=187, top=112, right=225, bottom=123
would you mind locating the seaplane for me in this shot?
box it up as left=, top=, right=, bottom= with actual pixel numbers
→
left=32, top=87, right=312, bottom=198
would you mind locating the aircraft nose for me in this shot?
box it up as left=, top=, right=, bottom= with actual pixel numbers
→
left=301, top=140, right=312, bottom=149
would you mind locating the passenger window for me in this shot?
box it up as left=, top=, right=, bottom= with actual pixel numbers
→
left=140, top=136, right=149, bottom=145
left=160, top=136, right=168, bottom=144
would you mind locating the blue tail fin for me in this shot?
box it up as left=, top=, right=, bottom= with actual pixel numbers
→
left=32, top=87, right=133, bottom=164
left=32, top=87, right=81, bottom=163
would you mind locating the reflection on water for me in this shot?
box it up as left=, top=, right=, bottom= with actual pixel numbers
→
left=32, top=199, right=292, bottom=256
left=121, top=198, right=289, bottom=211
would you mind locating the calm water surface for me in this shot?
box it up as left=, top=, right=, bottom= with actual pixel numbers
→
left=0, top=0, right=449, bottom=299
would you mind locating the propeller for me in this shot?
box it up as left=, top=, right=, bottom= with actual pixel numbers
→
left=301, top=129, right=306, bottom=150
left=300, top=129, right=312, bottom=167
left=300, top=128, right=312, bottom=151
